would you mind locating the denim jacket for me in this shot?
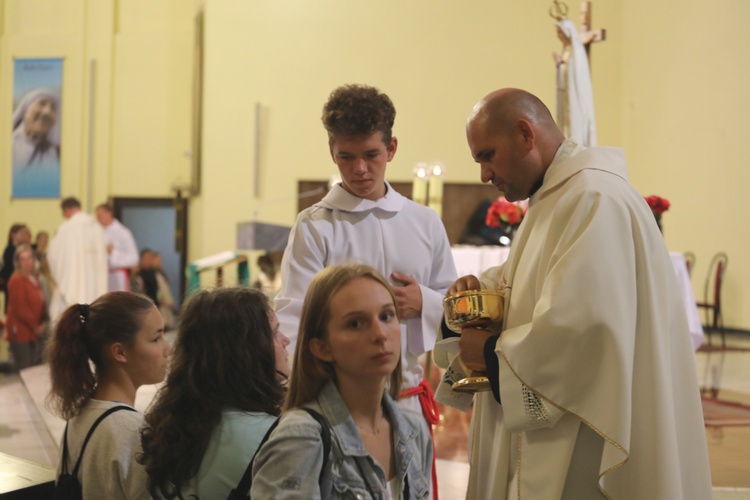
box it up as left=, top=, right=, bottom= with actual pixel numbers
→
left=251, top=380, right=432, bottom=499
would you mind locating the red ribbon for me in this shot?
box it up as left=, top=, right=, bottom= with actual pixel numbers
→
left=400, top=379, right=440, bottom=500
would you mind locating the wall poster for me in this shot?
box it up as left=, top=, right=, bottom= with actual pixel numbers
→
left=12, top=58, right=63, bottom=198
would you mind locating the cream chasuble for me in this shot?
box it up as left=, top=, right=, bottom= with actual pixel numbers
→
left=439, top=140, right=711, bottom=499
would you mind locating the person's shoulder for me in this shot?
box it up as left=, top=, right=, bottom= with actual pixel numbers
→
left=395, top=193, right=439, bottom=216
left=296, top=203, right=332, bottom=222
left=87, top=401, right=143, bottom=431
left=274, top=408, right=325, bottom=437
left=399, top=199, right=449, bottom=233
left=291, top=206, right=336, bottom=241
left=67, top=402, right=142, bottom=452
left=7, top=272, right=23, bottom=286
left=214, top=411, right=278, bottom=452
left=222, top=410, right=277, bottom=432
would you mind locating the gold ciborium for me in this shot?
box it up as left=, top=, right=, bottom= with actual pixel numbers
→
left=443, top=289, right=504, bottom=393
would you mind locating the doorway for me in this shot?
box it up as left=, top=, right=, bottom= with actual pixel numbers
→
left=112, top=197, right=188, bottom=308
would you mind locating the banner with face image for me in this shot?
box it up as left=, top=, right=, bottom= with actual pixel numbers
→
left=12, top=58, right=63, bottom=198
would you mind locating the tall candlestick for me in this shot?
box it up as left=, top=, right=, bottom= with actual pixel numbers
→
left=428, top=162, right=445, bottom=218
left=412, top=162, right=429, bottom=206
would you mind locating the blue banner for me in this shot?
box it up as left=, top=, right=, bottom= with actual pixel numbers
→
left=12, top=58, right=63, bottom=198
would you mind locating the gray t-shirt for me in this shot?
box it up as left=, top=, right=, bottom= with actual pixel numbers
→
left=57, top=399, right=149, bottom=499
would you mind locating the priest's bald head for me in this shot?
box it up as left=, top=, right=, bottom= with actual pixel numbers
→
left=466, top=88, right=565, bottom=202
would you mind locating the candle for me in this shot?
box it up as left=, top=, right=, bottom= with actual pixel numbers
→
left=412, top=163, right=429, bottom=206
left=428, top=162, right=445, bottom=218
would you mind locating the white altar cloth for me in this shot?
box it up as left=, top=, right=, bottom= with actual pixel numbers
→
left=670, top=251, right=704, bottom=351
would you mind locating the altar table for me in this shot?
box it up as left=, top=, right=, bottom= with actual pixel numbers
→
left=670, top=252, right=704, bottom=351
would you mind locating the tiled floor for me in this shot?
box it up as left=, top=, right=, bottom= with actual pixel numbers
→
left=1, top=332, right=749, bottom=499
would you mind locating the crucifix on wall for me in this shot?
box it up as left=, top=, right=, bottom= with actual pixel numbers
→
left=550, top=0, right=604, bottom=147
left=579, top=2, right=606, bottom=61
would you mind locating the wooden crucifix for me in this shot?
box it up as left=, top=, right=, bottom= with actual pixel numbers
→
left=551, top=1, right=606, bottom=63
left=551, top=0, right=602, bottom=146
left=579, top=2, right=606, bottom=61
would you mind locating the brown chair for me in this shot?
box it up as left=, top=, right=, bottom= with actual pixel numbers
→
left=683, top=251, right=696, bottom=277
left=696, top=252, right=728, bottom=348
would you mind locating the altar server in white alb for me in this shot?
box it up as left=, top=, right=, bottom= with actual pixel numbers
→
left=47, top=197, right=108, bottom=321
left=95, top=203, right=139, bottom=292
left=275, top=84, right=457, bottom=425
left=435, top=88, right=711, bottom=499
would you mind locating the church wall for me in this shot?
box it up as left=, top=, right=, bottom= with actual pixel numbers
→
left=618, top=0, right=750, bottom=329
left=195, top=0, right=622, bottom=291
left=0, top=0, right=192, bottom=242
left=0, top=0, right=88, bottom=238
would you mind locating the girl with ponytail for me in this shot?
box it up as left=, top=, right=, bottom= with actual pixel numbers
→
left=46, top=291, right=171, bottom=499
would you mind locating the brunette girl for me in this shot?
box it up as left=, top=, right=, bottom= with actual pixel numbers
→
left=139, top=287, right=290, bottom=499
left=46, top=291, right=170, bottom=499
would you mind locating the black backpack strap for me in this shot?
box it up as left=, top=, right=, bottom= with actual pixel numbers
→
left=300, top=408, right=331, bottom=484
left=59, top=424, right=72, bottom=475
left=69, top=405, right=137, bottom=478
left=227, top=416, right=281, bottom=500
left=228, top=407, right=332, bottom=500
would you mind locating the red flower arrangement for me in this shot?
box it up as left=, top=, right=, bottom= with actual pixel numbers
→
left=486, top=197, right=527, bottom=231
left=644, top=195, right=670, bottom=232
left=645, top=195, right=670, bottom=216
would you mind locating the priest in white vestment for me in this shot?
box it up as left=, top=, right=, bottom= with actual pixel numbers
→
left=95, top=203, right=139, bottom=291
left=435, top=89, right=711, bottom=499
left=48, top=197, right=108, bottom=321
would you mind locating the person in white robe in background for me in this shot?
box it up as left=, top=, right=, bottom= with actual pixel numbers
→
left=435, top=88, right=711, bottom=499
left=275, top=85, right=456, bottom=498
left=47, top=197, right=108, bottom=322
left=95, top=203, right=139, bottom=292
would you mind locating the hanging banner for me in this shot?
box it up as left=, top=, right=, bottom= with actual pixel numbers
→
left=12, top=58, right=63, bottom=198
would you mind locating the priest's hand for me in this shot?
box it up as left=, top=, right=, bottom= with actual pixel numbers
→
left=391, top=272, right=422, bottom=320
left=458, top=327, right=494, bottom=372
left=448, top=275, right=481, bottom=295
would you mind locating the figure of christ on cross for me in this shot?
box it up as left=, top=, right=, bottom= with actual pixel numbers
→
left=551, top=1, right=604, bottom=147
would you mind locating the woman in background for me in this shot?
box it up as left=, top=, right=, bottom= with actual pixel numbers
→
left=251, top=264, right=432, bottom=499
left=33, top=230, right=55, bottom=307
left=139, top=287, right=290, bottom=499
left=46, top=291, right=170, bottom=499
left=4, top=244, right=47, bottom=371
left=1, top=224, right=31, bottom=312
left=151, top=251, right=176, bottom=330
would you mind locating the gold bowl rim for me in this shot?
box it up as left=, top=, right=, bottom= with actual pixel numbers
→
left=443, top=288, right=504, bottom=304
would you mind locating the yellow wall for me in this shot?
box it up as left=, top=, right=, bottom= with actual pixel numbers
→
left=1, top=0, right=749, bottom=329
left=618, top=0, right=750, bottom=328
left=0, top=0, right=192, bottom=234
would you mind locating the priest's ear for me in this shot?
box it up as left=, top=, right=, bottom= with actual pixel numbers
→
left=516, top=119, right=536, bottom=150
